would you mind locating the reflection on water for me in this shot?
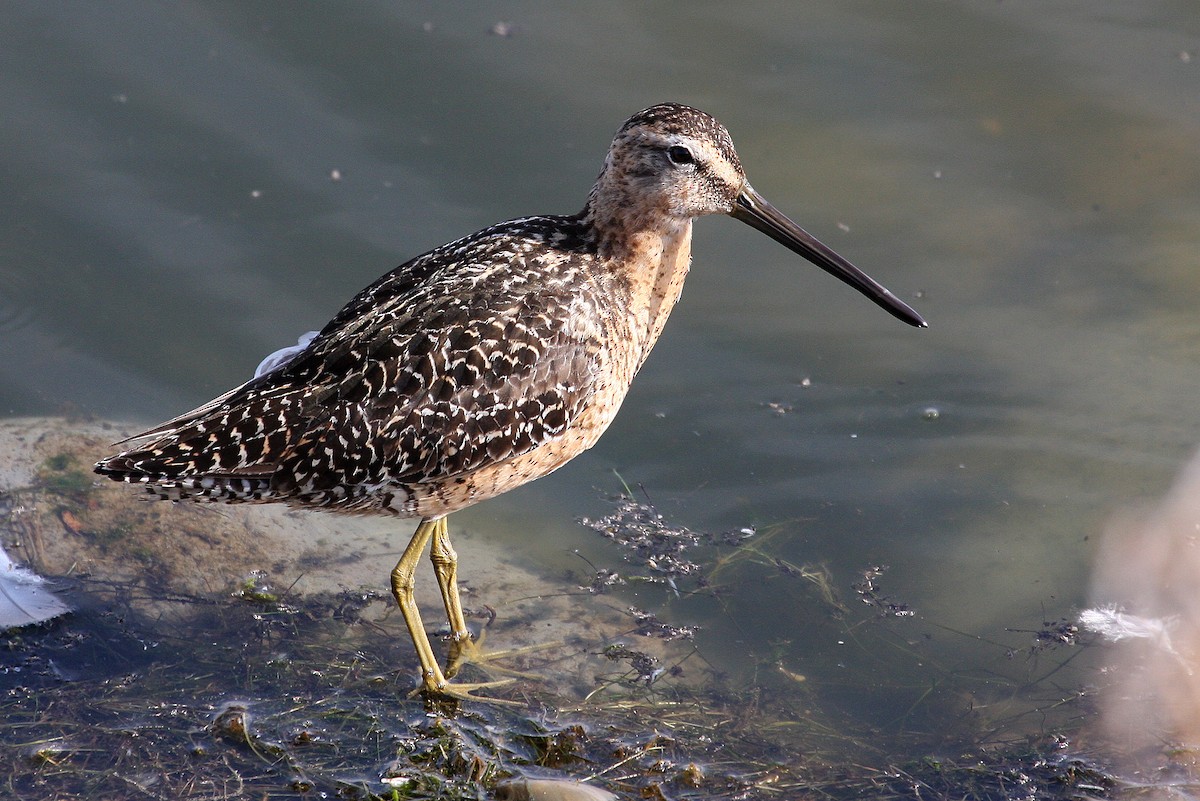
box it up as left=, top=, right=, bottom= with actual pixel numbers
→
left=2, top=0, right=1199, bottom=797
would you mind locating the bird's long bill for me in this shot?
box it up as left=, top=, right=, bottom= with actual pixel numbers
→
left=731, top=186, right=927, bottom=328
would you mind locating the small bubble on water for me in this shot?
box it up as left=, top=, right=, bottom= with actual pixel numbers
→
left=921, top=406, right=941, bottom=421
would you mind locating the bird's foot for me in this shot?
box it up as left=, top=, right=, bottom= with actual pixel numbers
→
left=410, top=673, right=521, bottom=706
left=444, top=631, right=562, bottom=682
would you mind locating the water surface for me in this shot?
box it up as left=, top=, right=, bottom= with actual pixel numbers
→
left=3, top=0, right=1198, bottom=783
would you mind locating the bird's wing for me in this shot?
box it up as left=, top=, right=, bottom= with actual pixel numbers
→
left=97, top=219, right=607, bottom=497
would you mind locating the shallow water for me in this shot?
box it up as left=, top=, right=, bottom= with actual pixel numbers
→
left=2, top=0, right=1198, bottom=791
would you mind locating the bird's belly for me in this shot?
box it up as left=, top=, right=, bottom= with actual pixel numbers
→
left=375, top=370, right=633, bottom=520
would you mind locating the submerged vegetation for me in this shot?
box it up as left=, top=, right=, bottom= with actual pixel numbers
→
left=0, top=586, right=1140, bottom=800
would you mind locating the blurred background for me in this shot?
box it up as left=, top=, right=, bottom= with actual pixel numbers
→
left=2, top=0, right=1197, bottom=742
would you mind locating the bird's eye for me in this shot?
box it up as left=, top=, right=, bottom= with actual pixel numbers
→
left=666, top=145, right=695, bottom=165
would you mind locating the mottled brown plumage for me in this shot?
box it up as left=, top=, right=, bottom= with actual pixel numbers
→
left=96, top=103, right=924, bottom=701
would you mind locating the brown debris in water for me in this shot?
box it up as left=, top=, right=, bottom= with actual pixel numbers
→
left=853, top=565, right=915, bottom=618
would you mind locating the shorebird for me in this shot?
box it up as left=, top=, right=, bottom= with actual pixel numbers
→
left=95, top=103, right=925, bottom=701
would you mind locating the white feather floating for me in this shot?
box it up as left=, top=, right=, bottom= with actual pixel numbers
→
left=1079, top=605, right=1191, bottom=676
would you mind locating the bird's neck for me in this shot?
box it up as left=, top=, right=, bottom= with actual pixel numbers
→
left=581, top=192, right=694, bottom=371
left=626, top=220, right=693, bottom=371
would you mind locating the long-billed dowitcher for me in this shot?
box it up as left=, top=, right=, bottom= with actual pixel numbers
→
left=95, top=103, right=925, bottom=701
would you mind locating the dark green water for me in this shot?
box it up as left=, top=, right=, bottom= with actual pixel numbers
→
left=2, top=1, right=1198, bottom=794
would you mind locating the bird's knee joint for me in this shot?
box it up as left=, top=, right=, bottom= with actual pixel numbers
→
left=390, top=568, right=416, bottom=596
left=429, top=545, right=457, bottom=568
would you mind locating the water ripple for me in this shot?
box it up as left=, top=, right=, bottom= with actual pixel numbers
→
left=0, top=269, right=35, bottom=334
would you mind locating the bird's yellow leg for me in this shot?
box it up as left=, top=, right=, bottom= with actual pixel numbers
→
left=391, top=516, right=515, bottom=703
left=427, top=516, right=472, bottom=643
left=428, top=517, right=556, bottom=681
